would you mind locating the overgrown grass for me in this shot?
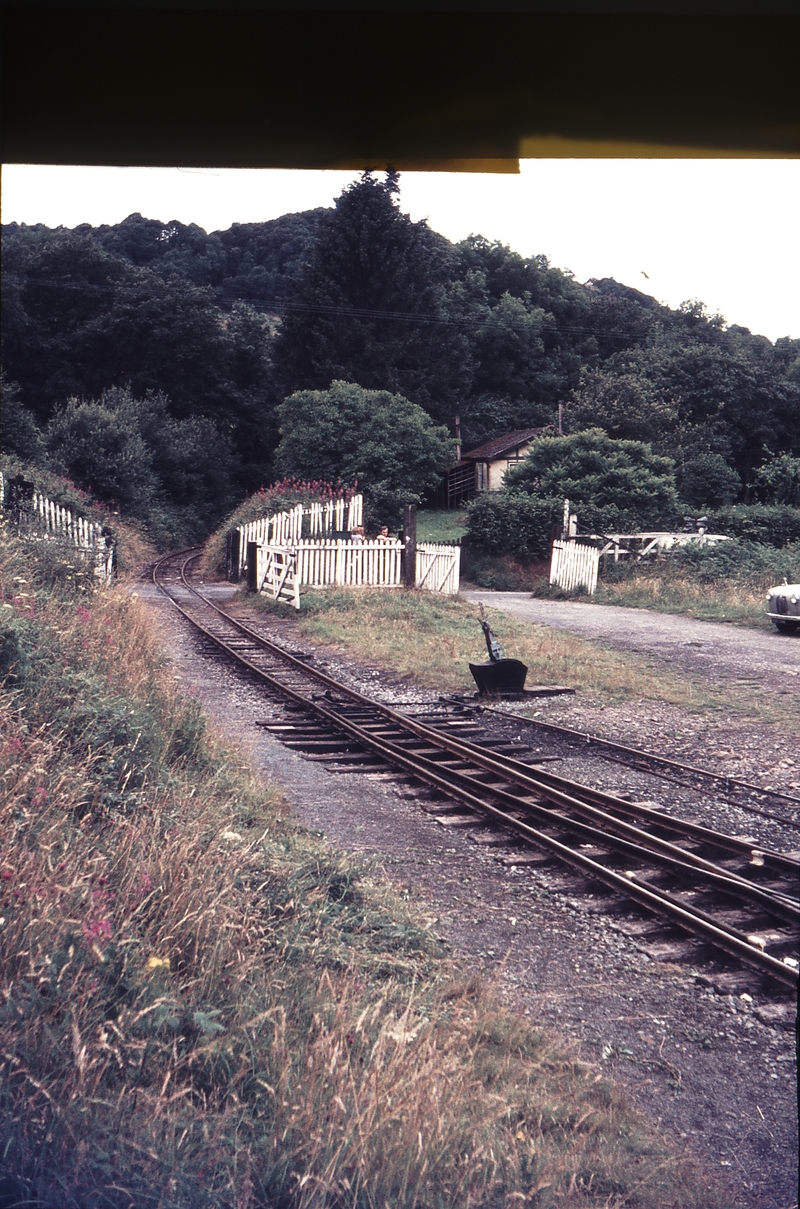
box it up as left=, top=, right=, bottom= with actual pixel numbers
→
left=591, top=540, right=800, bottom=628
left=0, top=528, right=722, bottom=1207
left=280, top=588, right=739, bottom=714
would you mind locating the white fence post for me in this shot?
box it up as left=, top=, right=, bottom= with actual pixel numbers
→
left=1, top=484, right=115, bottom=583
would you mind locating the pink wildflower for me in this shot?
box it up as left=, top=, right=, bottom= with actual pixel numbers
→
left=82, top=918, right=113, bottom=946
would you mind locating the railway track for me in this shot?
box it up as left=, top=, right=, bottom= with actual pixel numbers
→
left=461, top=702, right=800, bottom=829
left=153, top=550, right=800, bottom=993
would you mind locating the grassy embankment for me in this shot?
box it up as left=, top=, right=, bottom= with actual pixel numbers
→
left=0, top=526, right=722, bottom=1206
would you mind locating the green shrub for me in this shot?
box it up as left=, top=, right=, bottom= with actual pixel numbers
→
left=505, top=428, right=680, bottom=531
left=701, top=504, right=800, bottom=547
left=465, top=492, right=558, bottom=559
left=604, top=538, right=800, bottom=587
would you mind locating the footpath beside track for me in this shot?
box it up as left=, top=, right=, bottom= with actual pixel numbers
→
left=154, top=551, right=799, bottom=994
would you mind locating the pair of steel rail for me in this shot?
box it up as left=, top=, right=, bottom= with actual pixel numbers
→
left=152, top=551, right=800, bottom=991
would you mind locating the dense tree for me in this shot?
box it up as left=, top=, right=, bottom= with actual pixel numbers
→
left=1, top=374, right=45, bottom=462
left=4, top=184, right=798, bottom=536
left=81, top=209, right=326, bottom=306
left=679, top=452, right=742, bottom=508
left=45, top=394, right=160, bottom=516
left=505, top=428, right=679, bottom=531
left=755, top=452, right=800, bottom=507
left=1, top=227, right=277, bottom=493
left=44, top=387, right=237, bottom=539
left=565, top=323, right=800, bottom=499
left=450, top=236, right=596, bottom=435
left=271, top=172, right=469, bottom=422
left=274, top=380, right=455, bottom=524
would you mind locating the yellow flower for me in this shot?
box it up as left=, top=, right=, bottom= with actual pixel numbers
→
left=145, top=956, right=169, bottom=972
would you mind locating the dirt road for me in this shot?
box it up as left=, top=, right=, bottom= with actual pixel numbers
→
left=462, top=591, right=800, bottom=698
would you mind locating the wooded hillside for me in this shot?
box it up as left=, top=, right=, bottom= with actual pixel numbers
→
left=3, top=172, right=799, bottom=542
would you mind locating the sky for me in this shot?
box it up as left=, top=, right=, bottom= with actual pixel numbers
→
left=2, top=160, right=799, bottom=343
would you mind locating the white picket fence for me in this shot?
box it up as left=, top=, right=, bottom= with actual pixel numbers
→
left=295, top=537, right=403, bottom=588
left=549, top=539, right=599, bottom=595
left=235, top=496, right=363, bottom=580
left=256, top=538, right=460, bottom=606
left=415, top=542, right=461, bottom=595
left=1, top=474, right=115, bottom=583
left=235, top=493, right=461, bottom=607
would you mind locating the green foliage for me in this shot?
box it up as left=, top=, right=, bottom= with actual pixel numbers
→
left=564, top=325, right=800, bottom=497
left=44, top=387, right=237, bottom=545
left=275, top=380, right=455, bottom=525
left=755, top=451, right=800, bottom=506
left=0, top=375, right=45, bottom=462
left=466, top=492, right=558, bottom=560
left=679, top=452, right=741, bottom=507
left=45, top=395, right=160, bottom=515
left=701, top=504, right=800, bottom=547
left=604, top=537, right=799, bottom=588
left=2, top=227, right=277, bottom=498
left=83, top=208, right=326, bottom=307
left=272, top=171, right=469, bottom=423
left=505, top=428, right=679, bottom=533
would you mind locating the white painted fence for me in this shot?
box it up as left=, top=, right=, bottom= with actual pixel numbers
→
left=235, top=495, right=363, bottom=579
left=256, top=545, right=301, bottom=608
left=415, top=542, right=460, bottom=595
left=295, top=538, right=403, bottom=588
left=235, top=494, right=461, bottom=606
left=549, top=539, right=599, bottom=595
left=1, top=474, right=115, bottom=583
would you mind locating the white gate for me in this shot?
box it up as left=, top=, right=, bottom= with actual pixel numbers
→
left=549, top=540, right=599, bottom=595
left=257, top=545, right=300, bottom=608
left=415, top=543, right=460, bottom=595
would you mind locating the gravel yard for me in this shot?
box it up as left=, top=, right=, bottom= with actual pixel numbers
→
left=137, top=578, right=798, bottom=1209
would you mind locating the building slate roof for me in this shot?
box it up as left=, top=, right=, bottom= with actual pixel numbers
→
left=460, top=427, right=548, bottom=463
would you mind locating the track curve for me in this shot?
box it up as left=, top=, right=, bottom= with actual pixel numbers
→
left=153, top=551, right=800, bottom=991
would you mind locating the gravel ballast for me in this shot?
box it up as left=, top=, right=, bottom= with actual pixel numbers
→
left=137, top=578, right=798, bottom=1209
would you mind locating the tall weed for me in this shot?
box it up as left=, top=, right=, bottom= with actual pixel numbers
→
left=1, top=529, right=719, bottom=1208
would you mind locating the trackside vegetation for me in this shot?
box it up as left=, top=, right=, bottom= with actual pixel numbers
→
left=255, top=587, right=771, bottom=720
left=0, top=528, right=725, bottom=1208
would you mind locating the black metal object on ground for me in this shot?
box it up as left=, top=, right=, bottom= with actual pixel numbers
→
left=470, top=607, right=528, bottom=695
left=469, top=658, right=529, bottom=695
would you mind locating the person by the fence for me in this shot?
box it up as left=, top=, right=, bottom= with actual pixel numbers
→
left=375, top=525, right=391, bottom=542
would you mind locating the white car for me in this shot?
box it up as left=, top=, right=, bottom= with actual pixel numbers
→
left=767, top=581, right=800, bottom=633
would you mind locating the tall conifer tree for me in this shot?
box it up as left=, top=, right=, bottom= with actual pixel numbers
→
left=272, top=172, right=468, bottom=423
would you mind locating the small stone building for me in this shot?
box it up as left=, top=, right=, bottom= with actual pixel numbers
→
left=442, top=427, right=549, bottom=507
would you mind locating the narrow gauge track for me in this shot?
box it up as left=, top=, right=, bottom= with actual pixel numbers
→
left=153, top=550, right=800, bottom=992
left=461, top=703, right=800, bottom=830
